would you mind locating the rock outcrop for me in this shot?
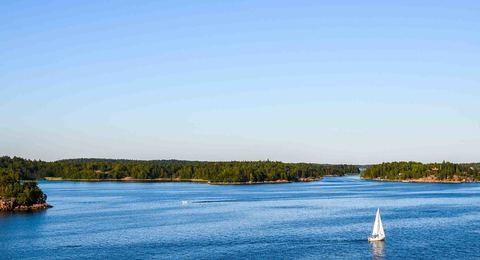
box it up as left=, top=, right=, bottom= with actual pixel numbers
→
left=0, top=197, right=51, bottom=212
left=0, top=198, right=16, bottom=211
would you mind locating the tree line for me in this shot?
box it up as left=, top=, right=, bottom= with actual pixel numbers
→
left=0, top=156, right=360, bottom=183
left=361, top=161, right=480, bottom=181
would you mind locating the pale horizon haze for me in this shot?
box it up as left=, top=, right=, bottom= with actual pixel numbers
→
left=1, top=1, right=479, bottom=164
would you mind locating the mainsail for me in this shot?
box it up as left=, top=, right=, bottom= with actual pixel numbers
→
left=371, top=208, right=385, bottom=237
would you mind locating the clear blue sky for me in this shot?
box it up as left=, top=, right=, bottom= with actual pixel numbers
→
left=1, top=1, right=479, bottom=163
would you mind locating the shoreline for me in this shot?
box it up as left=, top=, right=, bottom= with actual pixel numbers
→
left=13, top=203, right=52, bottom=212
left=0, top=199, right=52, bottom=212
left=361, top=177, right=478, bottom=184
left=43, top=177, right=323, bottom=185
left=45, top=177, right=209, bottom=183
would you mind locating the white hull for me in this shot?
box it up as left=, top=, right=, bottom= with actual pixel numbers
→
left=368, top=235, right=385, bottom=242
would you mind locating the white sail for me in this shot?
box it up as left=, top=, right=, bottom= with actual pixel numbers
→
left=371, top=208, right=385, bottom=237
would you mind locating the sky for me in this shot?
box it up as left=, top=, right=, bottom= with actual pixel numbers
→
left=1, top=1, right=479, bottom=164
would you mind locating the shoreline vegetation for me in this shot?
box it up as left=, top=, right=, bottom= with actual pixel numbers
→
left=361, top=161, right=480, bottom=183
left=362, top=177, right=477, bottom=184
left=3, top=156, right=480, bottom=212
left=0, top=156, right=360, bottom=212
left=1, top=156, right=359, bottom=184
left=43, top=176, right=323, bottom=184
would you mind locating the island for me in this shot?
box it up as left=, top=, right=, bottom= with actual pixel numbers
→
left=0, top=168, right=49, bottom=212
left=361, top=161, right=480, bottom=183
left=0, top=156, right=359, bottom=184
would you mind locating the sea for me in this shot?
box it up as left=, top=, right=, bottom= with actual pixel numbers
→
left=1, top=176, right=480, bottom=259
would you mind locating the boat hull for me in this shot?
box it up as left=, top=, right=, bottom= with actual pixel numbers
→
left=368, top=235, right=385, bottom=242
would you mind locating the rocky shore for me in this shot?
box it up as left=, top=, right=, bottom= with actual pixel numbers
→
left=363, top=175, right=477, bottom=184
left=0, top=198, right=51, bottom=212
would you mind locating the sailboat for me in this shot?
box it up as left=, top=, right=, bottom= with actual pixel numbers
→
left=368, top=208, right=385, bottom=242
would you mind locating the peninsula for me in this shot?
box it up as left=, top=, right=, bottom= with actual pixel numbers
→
left=361, top=161, right=480, bottom=183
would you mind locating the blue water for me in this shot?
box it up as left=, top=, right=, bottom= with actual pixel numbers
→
left=1, top=176, right=480, bottom=259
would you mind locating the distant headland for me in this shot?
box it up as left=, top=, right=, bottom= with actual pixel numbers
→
left=361, top=161, right=480, bottom=183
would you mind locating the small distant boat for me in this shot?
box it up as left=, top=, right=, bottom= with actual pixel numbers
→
left=181, top=200, right=189, bottom=205
left=368, top=208, right=385, bottom=242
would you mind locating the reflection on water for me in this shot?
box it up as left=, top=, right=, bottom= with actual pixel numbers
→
left=371, top=241, right=385, bottom=259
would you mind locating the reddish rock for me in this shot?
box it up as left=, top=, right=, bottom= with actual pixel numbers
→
left=0, top=198, right=51, bottom=212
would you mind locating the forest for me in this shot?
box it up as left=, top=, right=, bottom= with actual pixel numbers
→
left=361, top=161, right=480, bottom=181
left=0, top=156, right=360, bottom=183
